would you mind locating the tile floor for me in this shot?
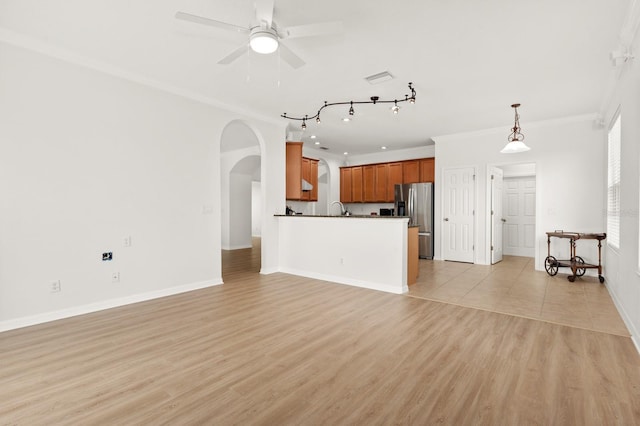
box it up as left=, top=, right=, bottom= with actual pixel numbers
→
left=408, top=256, right=629, bottom=336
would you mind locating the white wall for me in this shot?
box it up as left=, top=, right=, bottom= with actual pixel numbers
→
left=252, top=181, right=262, bottom=237
left=278, top=216, right=409, bottom=294
left=600, top=20, right=640, bottom=349
left=229, top=172, right=253, bottom=249
left=0, top=41, right=285, bottom=329
left=434, top=116, right=606, bottom=270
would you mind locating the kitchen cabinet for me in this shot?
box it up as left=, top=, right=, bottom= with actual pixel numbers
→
left=375, top=163, right=389, bottom=202
left=403, top=160, right=420, bottom=184
left=286, top=142, right=303, bottom=200
left=363, top=165, right=376, bottom=202
left=339, top=157, right=434, bottom=203
left=340, top=167, right=353, bottom=203
left=301, top=158, right=318, bottom=202
left=408, top=226, right=419, bottom=285
left=387, top=162, right=404, bottom=201
left=286, top=142, right=318, bottom=201
left=419, top=158, right=435, bottom=183
left=351, top=166, right=364, bottom=202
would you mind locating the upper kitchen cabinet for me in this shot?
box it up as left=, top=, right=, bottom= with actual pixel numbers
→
left=419, top=158, right=435, bottom=183
left=387, top=162, right=403, bottom=200
left=363, top=165, right=377, bottom=202
left=351, top=166, right=364, bottom=203
left=286, top=142, right=318, bottom=201
left=286, top=142, right=303, bottom=200
left=339, top=157, right=434, bottom=204
left=301, top=157, right=319, bottom=201
left=340, top=167, right=353, bottom=203
left=403, top=160, right=420, bottom=184
left=375, top=163, right=389, bottom=202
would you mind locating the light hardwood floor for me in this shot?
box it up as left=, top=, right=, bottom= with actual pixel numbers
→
left=1, top=241, right=639, bottom=425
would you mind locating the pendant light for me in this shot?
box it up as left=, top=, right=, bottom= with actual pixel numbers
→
left=501, top=103, right=531, bottom=154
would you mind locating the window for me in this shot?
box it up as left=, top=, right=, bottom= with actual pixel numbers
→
left=607, top=112, right=621, bottom=249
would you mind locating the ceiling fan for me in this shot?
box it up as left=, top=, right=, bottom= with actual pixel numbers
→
left=175, top=0, right=343, bottom=69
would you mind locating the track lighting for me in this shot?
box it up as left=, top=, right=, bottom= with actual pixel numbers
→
left=282, top=82, right=416, bottom=129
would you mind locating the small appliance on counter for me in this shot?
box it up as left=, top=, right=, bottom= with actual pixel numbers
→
left=379, top=208, right=394, bottom=216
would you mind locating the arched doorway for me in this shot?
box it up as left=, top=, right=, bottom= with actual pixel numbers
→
left=220, top=120, right=263, bottom=279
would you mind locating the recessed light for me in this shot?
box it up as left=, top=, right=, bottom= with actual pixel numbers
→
left=342, top=117, right=351, bottom=122
left=315, top=141, right=320, bottom=145
left=310, top=135, right=316, bottom=139
left=381, top=146, right=387, bottom=150
left=343, top=152, right=348, bottom=155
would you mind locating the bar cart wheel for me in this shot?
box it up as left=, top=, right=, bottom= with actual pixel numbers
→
left=545, top=256, right=559, bottom=276
left=574, top=256, right=587, bottom=277
left=599, top=275, right=605, bottom=283
left=568, top=275, right=576, bottom=282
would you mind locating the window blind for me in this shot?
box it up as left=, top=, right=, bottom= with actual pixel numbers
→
left=607, top=113, right=621, bottom=249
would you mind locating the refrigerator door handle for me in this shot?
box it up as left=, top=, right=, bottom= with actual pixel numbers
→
left=408, top=186, right=414, bottom=221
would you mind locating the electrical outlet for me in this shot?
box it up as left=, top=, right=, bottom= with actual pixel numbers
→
left=123, top=236, right=131, bottom=247
left=111, top=272, right=120, bottom=283
left=50, top=280, right=61, bottom=293
left=340, top=257, right=344, bottom=265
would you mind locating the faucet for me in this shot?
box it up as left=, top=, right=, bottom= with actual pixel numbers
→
left=331, top=201, right=349, bottom=216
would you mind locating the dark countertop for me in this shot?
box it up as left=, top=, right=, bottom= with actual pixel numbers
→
left=275, top=214, right=419, bottom=227
left=275, top=214, right=405, bottom=218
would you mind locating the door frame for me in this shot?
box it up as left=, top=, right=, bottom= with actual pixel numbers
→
left=485, top=162, right=538, bottom=266
left=490, top=166, right=504, bottom=264
left=440, top=165, right=478, bottom=264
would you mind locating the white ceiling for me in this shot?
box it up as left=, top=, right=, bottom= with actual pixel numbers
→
left=0, top=0, right=629, bottom=155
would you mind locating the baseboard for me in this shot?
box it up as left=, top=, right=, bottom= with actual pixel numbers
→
left=0, top=278, right=223, bottom=333
left=605, top=282, right=640, bottom=355
left=278, top=267, right=407, bottom=295
left=260, top=266, right=279, bottom=275
left=222, top=244, right=253, bottom=250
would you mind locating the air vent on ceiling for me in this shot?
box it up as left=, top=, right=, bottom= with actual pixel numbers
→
left=365, top=71, right=394, bottom=85
left=320, top=146, right=329, bottom=150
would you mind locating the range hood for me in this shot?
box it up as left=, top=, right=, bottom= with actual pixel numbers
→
left=302, top=179, right=313, bottom=191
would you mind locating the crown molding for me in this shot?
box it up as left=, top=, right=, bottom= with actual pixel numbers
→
left=433, top=113, right=598, bottom=144
left=0, top=26, right=283, bottom=127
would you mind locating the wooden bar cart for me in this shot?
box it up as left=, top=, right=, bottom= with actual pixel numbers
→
left=544, top=231, right=606, bottom=283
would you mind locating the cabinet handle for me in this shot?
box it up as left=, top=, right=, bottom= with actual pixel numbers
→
left=444, top=218, right=449, bottom=221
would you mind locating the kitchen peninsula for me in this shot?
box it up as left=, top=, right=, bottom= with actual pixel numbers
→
left=276, top=215, right=418, bottom=294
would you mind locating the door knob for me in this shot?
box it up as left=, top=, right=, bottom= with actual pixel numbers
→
left=501, top=218, right=506, bottom=223
left=444, top=218, right=449, bottom=221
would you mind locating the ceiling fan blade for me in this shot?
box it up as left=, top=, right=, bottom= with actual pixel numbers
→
left=278, top=43, right=305, bottom=69
left=281, top=21, right=343, bottom=39
left=175, top=11, right=249, bottom=34
left=254, top=0, right=275, bottom=27
left=218, top=44, right=249, bottom=65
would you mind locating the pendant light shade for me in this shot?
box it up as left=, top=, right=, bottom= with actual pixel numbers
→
left=501, top=103, right=531, bottom=154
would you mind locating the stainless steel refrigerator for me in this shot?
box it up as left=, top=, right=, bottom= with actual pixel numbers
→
left=395, top=183, right=434, bottom=259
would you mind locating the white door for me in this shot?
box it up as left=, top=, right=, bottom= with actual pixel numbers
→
left=442, top=167, right=475, bottom=263
left=490, top=167, right=504, bottom=264
left=503, top=176, right=536, bottom=257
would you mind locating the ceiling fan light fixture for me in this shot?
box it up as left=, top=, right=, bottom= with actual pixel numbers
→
left=249, top=28, right=279, bottom=54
